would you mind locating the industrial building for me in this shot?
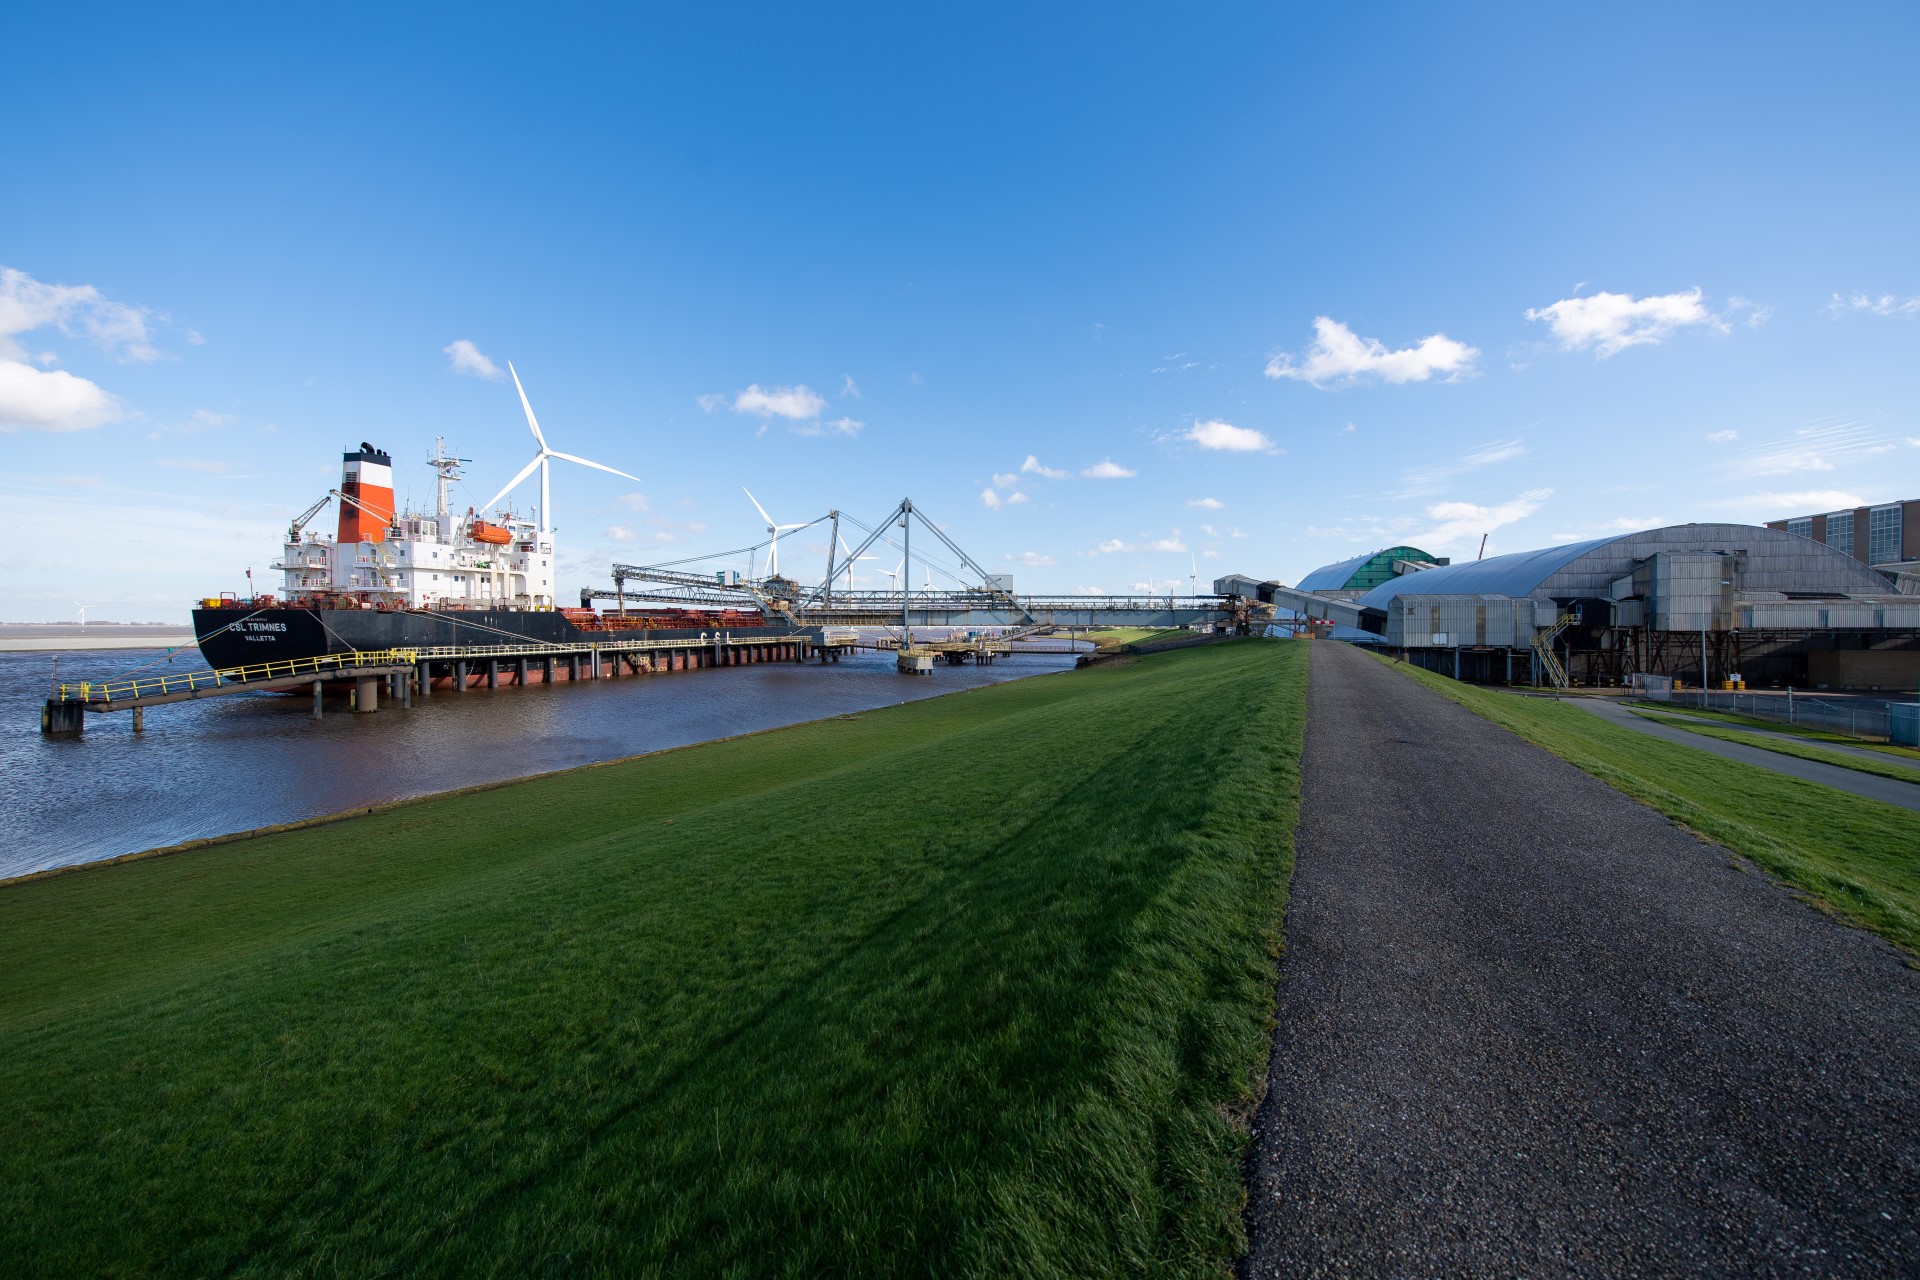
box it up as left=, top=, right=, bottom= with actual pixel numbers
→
left=1766, top=497, right=1919, bottom=589
left=1222, top=522, right=1920, bottom=690
left=1295, top=545, right=1449, bottom=599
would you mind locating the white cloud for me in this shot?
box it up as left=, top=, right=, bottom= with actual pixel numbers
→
left=1021, top=455, right=1072, bottom=480
left=0, top=266, right=165, bottom=364
left=616, top=493, right=651, bottom=511
left=1201, top=524, right=1218, bottom=537
left=790, top=416, right=863, bottom=438
left=1188, top=497, right=1225, bottom=509
left=0, top=360, right=122, bottom=432
left=1091, top=532, right=1186, bottom=554
left=991, top=472, right=1021, bottom=487
left=1732, top=419, right=1897, bottom=478
left=191, top=409, right=229, bottom=428
left=1081, top=459, right=1136, bottom=479
left=697, top=393, right=727, bottom=412
left=1341, top=421, right=1357, bottom=433
left=1716, top=489, right=1864, bottom=513
left=156, top=458, right=242, bottom=474
left=1824, top=292, right=1920, bottom=318
left=841, top=373, right=862, bottom=399
left=443, top=339, right=503, bottom=380
left=731, top=384, right=828, bottom=420
left=1524, top=287, right=1716, bottom=356
left=1265, top=317, right=1478, bottom=386
left=605, top=524, right=637, bottom=541
left=1725, top=296, right=1773, bottom=328
left=1230, top=528, right=1248, bottom=539
left=1006, top=550, right=1054, bottom=567
left=1395, top=439, right=1525, bottom=497
left=1006, top=491, right=1030, bottom=505
left=980, top=488, right=1003, bottom=510
left=1553, top=515, right=1669, bottom=541
left=1707, top=430, right=1738, bottom=443
left=1186, top=419, right=1277, bottom=453
left=1412, top=488, right=1551, bottom=550
left=0, top=266, right=171, bottom=431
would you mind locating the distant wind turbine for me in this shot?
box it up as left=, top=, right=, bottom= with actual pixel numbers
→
left=481, top=363, right=639, bottom=535
left=840, top=534, right=876, bottom=592
left=744, top=488, right=807, bottom=576
left=74, top=602, right=95, bottom=626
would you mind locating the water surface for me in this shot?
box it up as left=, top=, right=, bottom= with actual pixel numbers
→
left=3, top=644, right=1076, bottom=879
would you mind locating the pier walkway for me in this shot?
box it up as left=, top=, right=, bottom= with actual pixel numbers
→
left=43, top=631, right=817, bottom=735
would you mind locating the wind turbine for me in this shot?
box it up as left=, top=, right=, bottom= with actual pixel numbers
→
left=74, top=602, right=95, bottom=626
left=481, top=363, right=639, bottom=536
left=882, top=557, right=905, bottom=592
left=1189, top=552, right=1198, bottom=598
left=744, top=488, right=806, bottom=576
left=840, top=534, right=876, bottom=592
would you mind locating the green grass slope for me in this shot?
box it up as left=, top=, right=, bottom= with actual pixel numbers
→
left=1631, top=711, right=1920, bottom=784
left=1369, top=654, right=1920, bottom=955
left=2, top=639, right=1306, bottom=1278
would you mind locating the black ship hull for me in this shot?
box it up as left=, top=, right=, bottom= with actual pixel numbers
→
left=191, top=607, right=798, bottom=671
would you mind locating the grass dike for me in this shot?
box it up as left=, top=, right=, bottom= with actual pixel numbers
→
left=1, top=639, right=1306, bottom=1277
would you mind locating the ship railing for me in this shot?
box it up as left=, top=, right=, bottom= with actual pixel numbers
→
left=51, top=649, right=421, bottom=705
left=400, top=633, right=815, bottom=661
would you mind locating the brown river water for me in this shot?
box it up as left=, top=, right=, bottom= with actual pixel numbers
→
left=2, top=643, right=1077, bottom=880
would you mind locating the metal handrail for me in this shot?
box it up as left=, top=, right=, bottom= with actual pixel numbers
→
left=52, top=648, right=422, bottom=705
left=53, top=630, right=818, bottom=704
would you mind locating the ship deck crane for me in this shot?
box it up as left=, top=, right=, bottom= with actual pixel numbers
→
left=287, top=493, right=333, bottom=543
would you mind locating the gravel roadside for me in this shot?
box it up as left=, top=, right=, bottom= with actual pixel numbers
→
left=1242, top=641, right=1920, bottom=1278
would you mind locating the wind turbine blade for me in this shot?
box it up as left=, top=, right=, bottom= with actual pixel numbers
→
left=777, top=522, right=808, bottom=532
left=481, top=454, right=544, bottom=514
left=507, top=362, right=549, bottom=452
left=548, top=451, right=640, bottom=483
left=743, top=487, right=774, bottom=527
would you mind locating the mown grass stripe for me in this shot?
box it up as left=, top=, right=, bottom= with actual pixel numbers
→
left=2, top=639, right=1305, bottom=1278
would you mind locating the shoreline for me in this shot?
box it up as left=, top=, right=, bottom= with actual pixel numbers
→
left=1, top=664, right=1075, bottom=892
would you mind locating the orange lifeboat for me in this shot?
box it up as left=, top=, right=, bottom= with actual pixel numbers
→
left=470, top=520, right=513, bottom=545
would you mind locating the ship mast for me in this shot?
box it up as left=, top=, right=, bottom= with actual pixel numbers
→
left=429, top=437, right=466, bottom=541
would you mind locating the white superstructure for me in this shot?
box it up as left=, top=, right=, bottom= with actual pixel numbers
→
left=274, top=438, right=559, bottom=609
left=268, top=366, right=634, bottom=612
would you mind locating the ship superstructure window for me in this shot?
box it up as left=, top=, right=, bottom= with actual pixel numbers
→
left=1868, top=504, right=1902, bottom=565
left=1824, top=510, right=1855, bottom=557
left=1786, top=517, right=1813, bottom=540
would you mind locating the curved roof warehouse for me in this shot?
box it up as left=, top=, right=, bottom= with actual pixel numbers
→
left=1225, top=523, right=1920, bottom=688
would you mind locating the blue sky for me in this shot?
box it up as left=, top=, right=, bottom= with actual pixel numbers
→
left=4, top=3, right=1918, bottom=620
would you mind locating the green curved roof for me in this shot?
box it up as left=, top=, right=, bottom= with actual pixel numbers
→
left=1297, top=545, right=1444, bottom=593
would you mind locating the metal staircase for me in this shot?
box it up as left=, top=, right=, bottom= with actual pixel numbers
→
left=1531, top=613, right=1576, bottom=688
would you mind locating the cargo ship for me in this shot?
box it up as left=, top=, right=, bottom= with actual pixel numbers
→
left=194, top=426, right=786, bottom=671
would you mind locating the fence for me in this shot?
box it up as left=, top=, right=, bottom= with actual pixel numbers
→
left=1636, top=684, right=1911, bottom=740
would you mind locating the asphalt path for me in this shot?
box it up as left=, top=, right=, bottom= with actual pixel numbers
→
left=1577, top=699, right=1920, bottom=813
left=1632, top=706, right=1920, bottom=770
left=1242, top=642, right=1920, bottom=1277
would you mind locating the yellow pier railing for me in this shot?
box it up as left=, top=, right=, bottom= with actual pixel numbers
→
left=52, top=649, right=421, bottom=706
